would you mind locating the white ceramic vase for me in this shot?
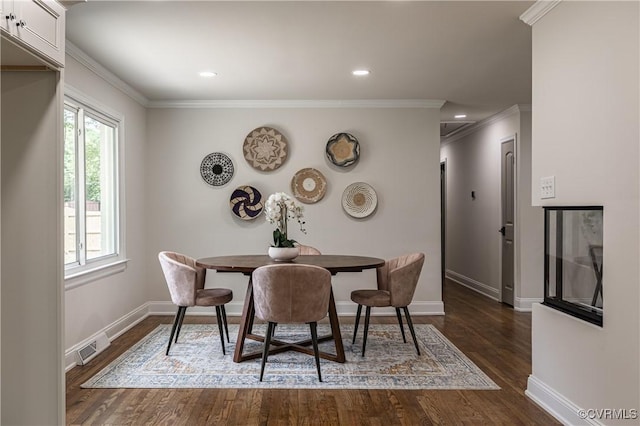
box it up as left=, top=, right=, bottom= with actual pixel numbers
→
left=268, top=246, right=300, bottom=262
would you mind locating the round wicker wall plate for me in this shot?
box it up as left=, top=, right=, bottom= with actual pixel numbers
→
left=326, top=132, right=360, bottom=167
left=342, top=182, right=377, bottom=218
left=243, top=126, right=289, bottom=171
left=291, top=168, right=327, bottom=204
left=200, top=152, right=234, bottom=186
left=229, top=185, right=264, bottom=220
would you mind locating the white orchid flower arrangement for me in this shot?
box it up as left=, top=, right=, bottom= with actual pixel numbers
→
left=264, top=192, right=307, bottom=247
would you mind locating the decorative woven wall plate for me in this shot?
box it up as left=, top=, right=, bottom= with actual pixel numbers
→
left=229, top=185, right=264, bottom=220
left=342, top=182, right=377, bottom=218
left=200, top=152, right=234, bottom=186
left=291, top=168, right=327, bottom=204
left=243, top=126, right=288, bottom=171
left=326, top=132, right=360, bottom=167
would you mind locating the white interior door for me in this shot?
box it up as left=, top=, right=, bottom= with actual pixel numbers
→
left=500, top=137, right=515, bottom=306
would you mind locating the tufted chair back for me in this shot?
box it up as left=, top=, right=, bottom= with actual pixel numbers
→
left=252, top=264, right=331, bottom=324
left=376, top=252, right=425, bottom=307
left=158, top=251, right=206, bottom=307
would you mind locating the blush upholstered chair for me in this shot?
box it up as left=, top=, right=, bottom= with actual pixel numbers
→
left=351, top=252, right=425, bottom=356
left=158, top=251, right=233, bottom=355
left=259, top=243, right=322, bottom=338
left=296, top=244, right=321, bottom=255
left=252, top=264, right=332, bottom=382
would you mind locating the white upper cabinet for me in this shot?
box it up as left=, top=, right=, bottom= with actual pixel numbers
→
left=1, top=0, right=65, bottom=68
left=1, top=0, right=14, bottom=32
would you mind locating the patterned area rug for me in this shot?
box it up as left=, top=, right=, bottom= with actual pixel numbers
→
left=81, top=324, right=499, bottom=390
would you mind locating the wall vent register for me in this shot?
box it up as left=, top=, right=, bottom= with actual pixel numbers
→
left=544, top=206, right=603, bottom=326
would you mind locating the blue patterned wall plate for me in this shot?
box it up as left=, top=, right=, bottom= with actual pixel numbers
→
left=326, top=133, right=360, bottom=167
left=230, top=185, right=264, bottom=220
left=201, top=152, right=234, bottom=186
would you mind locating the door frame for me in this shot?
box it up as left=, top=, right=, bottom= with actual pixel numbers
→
left=440, top=159, right=447, bottom=290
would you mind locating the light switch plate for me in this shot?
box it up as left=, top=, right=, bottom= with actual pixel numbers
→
left=540, top=176, right=555, bottom=199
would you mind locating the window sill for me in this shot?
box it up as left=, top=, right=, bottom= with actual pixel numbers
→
left=65, top=259, right=129, bottom=291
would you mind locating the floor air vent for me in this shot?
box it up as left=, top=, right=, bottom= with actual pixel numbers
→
left=76, top=332, right=110, bottom=366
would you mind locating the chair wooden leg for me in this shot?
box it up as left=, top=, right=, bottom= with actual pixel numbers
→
left=175, top=305, right=187, bottom=343
left=221, top=304, right=230, bottom=343
left=309, top=322, right=322, bottom=382
left=215, top=306, right=226, bottom=355
left=166, top=306, right=185, bottom=355
left=395, top=307, right=407, bottom=343
left=260, top=322, right=275, bottom=381
left=362, top=306, right=371, bottom=357
left=403, top=306, right=420, bottom=355
left=352, top=304, right=362, bottom=344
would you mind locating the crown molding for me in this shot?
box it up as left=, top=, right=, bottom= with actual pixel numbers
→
left=65, top=41, right=150, bottom=107
left=441, top=104, right=531, bottom=145
left=146, top=99, right=446, bottom=109
left=519, top=0, right=562, bottom=26
left=65, top=42, right=445, bottom=110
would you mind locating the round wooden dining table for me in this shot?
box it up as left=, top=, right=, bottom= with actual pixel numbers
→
left=196, top=254, right=385, bottom=363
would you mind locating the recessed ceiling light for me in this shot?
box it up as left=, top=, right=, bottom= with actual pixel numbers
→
left=199, top=71, right=218, bottom=78
left=352, top=69, right=370, bottom=76
left=454, top=114, right=467, bottom=119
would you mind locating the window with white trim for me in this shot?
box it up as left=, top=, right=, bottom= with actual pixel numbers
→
left=64, top=96, right=122, bottom=278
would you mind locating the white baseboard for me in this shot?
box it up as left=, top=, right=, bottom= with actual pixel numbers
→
left=526, top=375, right=602, bottom=426
left=446, top=270, right=499, bottom=301
left=147, top=301, right=247, bottom=316
left=147, top=300, right=444, bottom=316
left=66, top=298, right=444, bottom=371
left=335, top=301, right=445, bottom=316
left=514, top=297, right=543, bottom=312
left=445, top=271, right=542, bottom=312
left=65, top=302, right=150, bottom=371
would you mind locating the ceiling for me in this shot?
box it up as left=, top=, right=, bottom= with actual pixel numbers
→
left=65, top=1, right=533, bottom=123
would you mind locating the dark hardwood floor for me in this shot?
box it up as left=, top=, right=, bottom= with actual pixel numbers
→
left=66, top=280, right=559, bottom=425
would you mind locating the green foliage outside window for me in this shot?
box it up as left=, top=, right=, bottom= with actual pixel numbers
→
left=64, top=113, right=103, bottom=203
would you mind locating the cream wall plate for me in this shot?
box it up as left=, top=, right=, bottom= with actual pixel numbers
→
left=243, top=126, right=288, bottom=171
left=342, top=182, right=377, bottom=218
left=291, top=168, right=327, bottom=204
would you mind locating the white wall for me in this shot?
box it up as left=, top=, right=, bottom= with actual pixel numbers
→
left=63, top=55, right=149, bottom=354
left=61, top=53, right=444, bottom=367
left=145, top=106, right=443, bottom=314
left=516, top=111, right=543, bottom=302
left=440, top=106, right=542, bottom=310
left=528, top=2, right=639, bottom=424
left=1, top=71, right=63, bottom=425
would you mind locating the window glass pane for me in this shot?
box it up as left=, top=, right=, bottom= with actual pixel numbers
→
left=84, top=115, right=117, bottom=260
left=64, top=108, right=78, bottom=265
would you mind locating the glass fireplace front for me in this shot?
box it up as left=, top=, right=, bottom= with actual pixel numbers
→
left=544, top=206, right=603, bottom=326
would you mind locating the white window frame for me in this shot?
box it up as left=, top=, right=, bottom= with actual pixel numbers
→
left=63, top=86, right=127, bottom=289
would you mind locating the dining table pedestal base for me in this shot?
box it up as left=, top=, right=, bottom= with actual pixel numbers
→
left=233, top=277, right=345, bottom=363
left=195, top=255, right=385, bottom=364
